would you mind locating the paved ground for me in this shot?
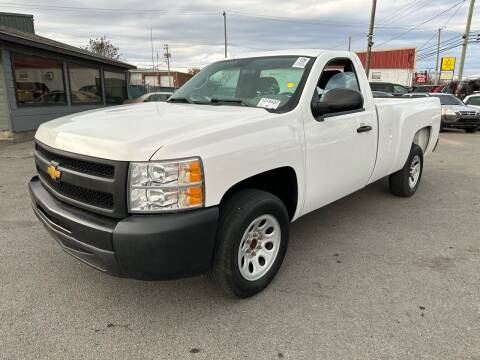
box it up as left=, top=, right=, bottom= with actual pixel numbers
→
left=0, top=130, right=479, bottom=360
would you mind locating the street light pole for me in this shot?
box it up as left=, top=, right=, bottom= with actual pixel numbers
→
left=435, top=28, right=442, bottom=85
left=348, top=36, right=352, bottom=51
left=223, top=11, right=228, bottom=58
left=365, top=0, right=378, bottom=78
left=457, top=0, right=476, bottom=83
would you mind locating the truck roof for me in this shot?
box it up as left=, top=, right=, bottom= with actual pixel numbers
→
left=225, top=49, right=354, bottom=60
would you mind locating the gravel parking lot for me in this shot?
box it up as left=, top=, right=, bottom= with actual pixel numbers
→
left=1, top=131, right=479, bottom=360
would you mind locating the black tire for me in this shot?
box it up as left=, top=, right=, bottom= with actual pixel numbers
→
left=465, top=128, right=477, bottom=133
left=389, top=144, right=424, bottom=197
left=212, top=189, right=289, bottom=298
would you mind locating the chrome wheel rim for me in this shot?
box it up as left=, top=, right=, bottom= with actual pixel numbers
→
left=409, top=155, right=421, bottom=188
left=237, top=214, right=281, bottom=281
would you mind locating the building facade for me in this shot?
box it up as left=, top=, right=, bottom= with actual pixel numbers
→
left=129, top=69, right=192, bottom=88
left=356, top=48, right=416, bottom=86
left=0, top=13, right=135, bottom=141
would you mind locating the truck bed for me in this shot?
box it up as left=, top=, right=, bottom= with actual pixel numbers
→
left=369, top=97, right=441, bottom=184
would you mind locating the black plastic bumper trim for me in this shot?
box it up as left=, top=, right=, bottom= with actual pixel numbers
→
left=29, top=176, right=219, bottom=280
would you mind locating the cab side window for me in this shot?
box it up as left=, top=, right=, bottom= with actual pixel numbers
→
left=315, top=59, right=361, bottom=103
left=311, top=58, right=364, bottom=119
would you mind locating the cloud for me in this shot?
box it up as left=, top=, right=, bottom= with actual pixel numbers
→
left=2, top=0, right=479, bottom=75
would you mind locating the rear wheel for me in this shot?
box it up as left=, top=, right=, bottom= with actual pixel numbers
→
left=465, top=128, right=477, bottom=133
left=389, top=144, right=424, bottom=197
left=212, top=189, right=289, bottom=298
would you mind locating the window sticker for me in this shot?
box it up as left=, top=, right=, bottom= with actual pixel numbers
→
left=287, top=82, right=295, bottom=88
left=292, top=57, right=310, bottom=68
left=257, top=98, right=281, bottom=109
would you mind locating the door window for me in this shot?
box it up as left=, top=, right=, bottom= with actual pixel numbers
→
left=315, top=59, right=361, bottom=103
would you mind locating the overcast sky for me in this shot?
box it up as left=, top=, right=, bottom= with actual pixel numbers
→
left=2, top=0, right=480, bottom=75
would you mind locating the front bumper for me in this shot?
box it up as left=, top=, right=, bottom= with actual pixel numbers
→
left=442, top=115, right=480, bottom=129
left=29, top=176, right=219, bottom=280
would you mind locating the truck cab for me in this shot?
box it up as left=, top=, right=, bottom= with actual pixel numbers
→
left=29, top=50, right=441, bottom=297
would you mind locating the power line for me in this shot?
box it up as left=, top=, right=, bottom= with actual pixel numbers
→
left=416, top=31, right=477, bottom=54
left=377, top=0, right=430, bottom=26
left=0, top=1, right=462, bottom=31
left=375, top=0, right=466, bottom=48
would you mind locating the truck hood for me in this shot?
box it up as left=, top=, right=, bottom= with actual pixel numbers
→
left=442, top=104, right=479, bottom=113
left=35, top=102, right=271, bottom=161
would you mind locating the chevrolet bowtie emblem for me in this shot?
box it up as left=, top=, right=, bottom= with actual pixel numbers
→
left=47, top=163, right=62, bottom=181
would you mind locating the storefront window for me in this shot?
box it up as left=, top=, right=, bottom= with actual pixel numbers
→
left=104, top=71, right=127, bottom=104
left=68, top=64, right=102, bottom=104
left=12, top=53, right=66, bottom=106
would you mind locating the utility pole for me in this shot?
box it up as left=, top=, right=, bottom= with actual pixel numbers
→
left=458, top=0, right=476, bottom=83
left=223, top=11, right=227, bottom=58
left=348, top=36, right=352, bottom=51
left=150, top=28, right=154, bottom=72
left=163, top=44, right=172, bottom=88
left=365, top=0, right=378, bottom=78
left=435, top=28, right=442, bottom=85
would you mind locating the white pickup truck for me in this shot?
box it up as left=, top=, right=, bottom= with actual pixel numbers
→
left=29, top=50, right=441, bottom=297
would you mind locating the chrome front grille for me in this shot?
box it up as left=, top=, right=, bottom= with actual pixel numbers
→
left=457, top=111, right=477, bottom=117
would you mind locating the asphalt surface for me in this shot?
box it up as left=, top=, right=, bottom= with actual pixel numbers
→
left=1, top=130, right=479, bottom=360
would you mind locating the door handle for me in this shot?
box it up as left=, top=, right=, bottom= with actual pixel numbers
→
left=357, top=125, right=372, bottom=133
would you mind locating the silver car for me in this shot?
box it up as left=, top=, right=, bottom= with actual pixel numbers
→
left=430, top=93, right=480, bottom=133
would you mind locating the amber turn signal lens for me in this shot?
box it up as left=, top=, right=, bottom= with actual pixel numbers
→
left=188, top=187, right=203, bottom=205
left=189, top=161, right=202, bottom=182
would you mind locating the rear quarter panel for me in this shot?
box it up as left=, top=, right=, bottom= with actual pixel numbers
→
left=369, top=97, right=441, bottom=183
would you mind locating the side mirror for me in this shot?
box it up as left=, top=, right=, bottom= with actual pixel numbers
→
left=311, top=88, right=364, bottom=119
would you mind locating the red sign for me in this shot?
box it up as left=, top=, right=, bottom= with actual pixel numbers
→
left=415, top=73, right=428, bottom=84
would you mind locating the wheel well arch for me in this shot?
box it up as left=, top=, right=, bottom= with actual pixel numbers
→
left=219, top=167, right=298, bottom=221
left=413, top=126, right=431, bottom=153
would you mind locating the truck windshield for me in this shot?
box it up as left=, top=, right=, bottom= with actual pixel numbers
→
left=169, top=56, right=314, bottom=112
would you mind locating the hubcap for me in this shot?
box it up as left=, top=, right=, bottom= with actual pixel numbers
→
left=409, top=155, right=421, bottom=188
left=237, top=214, right=281, bottom=281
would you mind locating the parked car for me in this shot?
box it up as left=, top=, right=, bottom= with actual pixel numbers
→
left=370, top=82, right=411, bottom=96
left=402, top=93, right=430, bottom=98
left=124, top=92, right=173, bottom=104
left=411, top=85, right=444, bottom=93
left=464, top=94, right=480, bottom=110
left=430, top=93, right=480, bottom=133
left=29, top=50, right=441, bottom=298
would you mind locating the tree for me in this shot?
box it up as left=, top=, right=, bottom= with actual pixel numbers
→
left=187, top=67, right=201, bottom=76
left=83, top=36, right=121, bottom=60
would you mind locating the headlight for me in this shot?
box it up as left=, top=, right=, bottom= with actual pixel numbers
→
left=128, top=158, right=204, bottom=212
left=442, top=108, right=456, bottom=116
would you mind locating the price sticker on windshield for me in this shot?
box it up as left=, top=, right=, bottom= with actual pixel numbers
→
left=257, top=98, right=281, bottom=109
left=292, top=57, right=310, bottom=68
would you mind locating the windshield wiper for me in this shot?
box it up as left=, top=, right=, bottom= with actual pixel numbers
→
left=210, top=98, right=249, bottom=107
left=168, top=97, right=193, bottom=104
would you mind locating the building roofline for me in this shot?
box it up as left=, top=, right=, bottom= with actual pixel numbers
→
left=356, top=47, right=416, bottom=54
left=0, top=12, right=34, bottom=18
left=0, top=26, right=135, bottom=69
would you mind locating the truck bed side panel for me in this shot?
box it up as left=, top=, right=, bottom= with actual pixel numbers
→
left=369, top=97, right=441, bottom=184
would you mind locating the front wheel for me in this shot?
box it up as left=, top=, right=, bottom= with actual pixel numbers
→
left=465, top=128, right=477, bottom=133
left=212, top=189, right=289, bottom=298
left=389, top=144, right=424, bottom=197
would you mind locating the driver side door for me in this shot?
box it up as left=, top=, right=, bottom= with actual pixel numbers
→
left=302, top=58, right=378, bottom=214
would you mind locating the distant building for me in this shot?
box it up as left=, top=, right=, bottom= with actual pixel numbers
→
left=356, top=48, right=416, bottom=86
left=129, top=69, right=192, bottom=88
left=0, top=12, right=135, bottom=141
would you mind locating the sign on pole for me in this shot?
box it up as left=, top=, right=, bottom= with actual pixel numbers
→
left=441, top=57, right=456, bottom=72
left=415, top=72, right=428, bottom=83
left=440, top=71, right=454, bottom=80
